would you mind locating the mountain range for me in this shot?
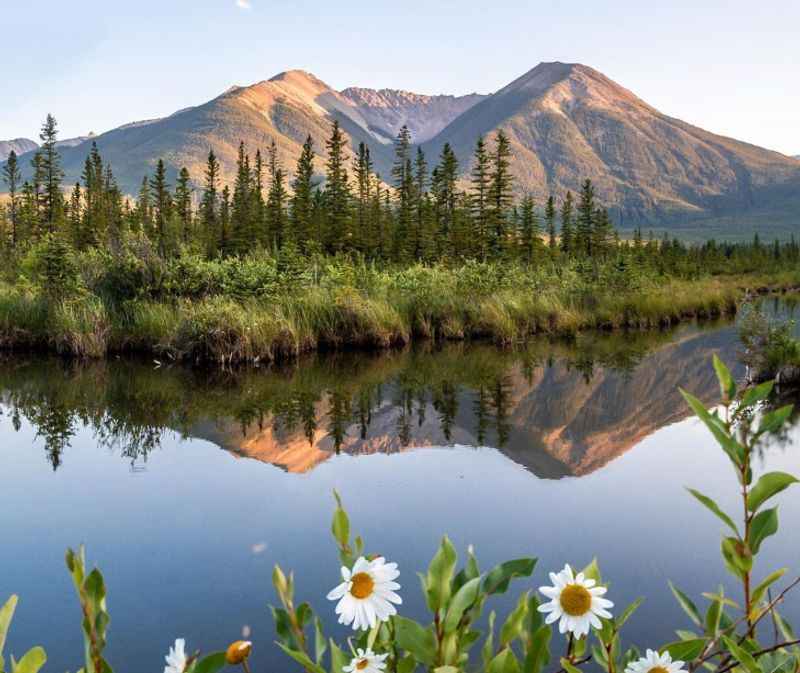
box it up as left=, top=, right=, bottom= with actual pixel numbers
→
left=4, top=62, right=800, bottom=230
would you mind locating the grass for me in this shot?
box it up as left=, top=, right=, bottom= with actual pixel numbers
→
left=0, top=268, right=795, bottom=364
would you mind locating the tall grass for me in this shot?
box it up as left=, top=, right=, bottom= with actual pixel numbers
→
left=0, top=268, right=791, bottom=363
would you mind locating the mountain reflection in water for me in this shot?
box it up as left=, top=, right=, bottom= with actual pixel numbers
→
left=0, top=320, right=743, bottom=479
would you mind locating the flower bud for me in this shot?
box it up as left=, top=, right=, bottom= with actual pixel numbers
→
left=225, top=640, right=253, bottom=665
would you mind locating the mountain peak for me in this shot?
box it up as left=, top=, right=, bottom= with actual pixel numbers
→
left=268, top=69, right=333, bottom=92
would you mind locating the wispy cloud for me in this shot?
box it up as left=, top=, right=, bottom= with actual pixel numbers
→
left=236, top=0, right=252, bottom=8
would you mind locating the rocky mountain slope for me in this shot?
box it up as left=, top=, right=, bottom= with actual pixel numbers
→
left=0, top=138, right=38, bottom=162
left=6, top=63, right=799, bottom=227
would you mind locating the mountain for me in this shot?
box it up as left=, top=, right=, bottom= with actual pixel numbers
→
left=423, top=62, right=800, bottom=225
left=339, top=87, right=486, bottom=143
left=6, top=63, right=800, bottom=228
left=0, top=138, right=38, bottom=162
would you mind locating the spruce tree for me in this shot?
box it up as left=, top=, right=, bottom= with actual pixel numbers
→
left=519, top=195, right=541, bottom=265
left=149, top=159, right=172, bottom=256
left=560, top=192, right=574, bottom=255
left=412, top=147, right=429, bottom=261
left=1, top=150, right=21, bottom=247
left=231, top=141, right=254, bottom=253
left=576, top=178, right=596, bottom=257
left=431, top=143, right=459, bottom=258
left=545, top=196, right=557, bottom=253
left=175, top=167, right=193, bottom=244
left=290, top=135, right=315, bottom=252
left=199, top=151, right=220, bottom=255
left=220, top=185, right=232, bottom=255
left=324, top=121, right=351, bottom=253
left=488, top=130, right=514, bottom=258
left=37, top=114, right=64, bottom=233
left=392, top=126, right=414, bottom=262
left=470, top=136, right=491, bottom=260
left=353, top=142, right=373, bottom=255
left=266, top=140, right=288, bottom=248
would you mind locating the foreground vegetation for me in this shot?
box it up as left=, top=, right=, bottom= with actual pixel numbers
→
left=2, top=116, right=799, bottom=362
left=2, top=357, right=798, bottom=673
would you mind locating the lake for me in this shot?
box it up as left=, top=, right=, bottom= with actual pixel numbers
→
left=1, top=304, right=799, bottom=673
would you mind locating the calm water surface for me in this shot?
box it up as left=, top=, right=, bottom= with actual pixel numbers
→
left=1, top=306, right=799, bottom=673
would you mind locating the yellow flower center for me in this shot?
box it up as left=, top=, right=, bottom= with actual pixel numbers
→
left=356, top=659, right=370, bottom=670
left=350, top=572, right=375, bottom=599
left=559, top=584, right=592, bottom=616
left=649, top=667, right=669, bottom=673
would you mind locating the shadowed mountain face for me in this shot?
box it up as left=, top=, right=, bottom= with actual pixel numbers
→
left=7, top=63, right=799, bottom=228
left=0, top=319, right=753, bottom=479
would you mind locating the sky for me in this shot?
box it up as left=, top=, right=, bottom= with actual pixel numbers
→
left=3, top=0, right=799, bottom=156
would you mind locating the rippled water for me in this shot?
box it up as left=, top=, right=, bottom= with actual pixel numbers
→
left=1, top=307, right=799, bottom=673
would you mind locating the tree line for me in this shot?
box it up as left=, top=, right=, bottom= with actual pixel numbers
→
left=2, top=114, right=797, bottom=273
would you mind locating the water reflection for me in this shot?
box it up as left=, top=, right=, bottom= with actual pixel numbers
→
left=0, top=320, right=745, bottom=479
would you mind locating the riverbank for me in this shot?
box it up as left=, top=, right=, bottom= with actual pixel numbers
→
left=0, top=269, right=797, bottom=363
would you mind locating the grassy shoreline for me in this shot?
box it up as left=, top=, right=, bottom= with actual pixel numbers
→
left=0, top=271, right=797, bottom=364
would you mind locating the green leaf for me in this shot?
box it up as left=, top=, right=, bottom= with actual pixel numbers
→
left=669, top=583, right=702, bottom=627
left=0, top=595, right=18, bottom=658
left=686, top=489, right=740, bottom=535
left=680, top=389, right=743, bottom=465
left=329, top=639, right=348, bottom=673
left=722, top=636, right=762, bottom=673
left=752, top=568, right=787, bottom=606
left=425, top=536, right=457, bottom=612
left=721, top=537, right=752, bottom=579
left=739, top=381, right=774, bottom=410
left=618, top=597, right=644, bottom=628
left=277, top=643, right=327, bottom=673
left=331, top=491, right=351, bottom=558
left=314, top=617, right=327, bottom=664
left=749, top=507, right=779, bottom=555
left=483, top=558, right=537, bottom=596
left=482, top=611, right=496, bottom=670
left=433, top=667, right=460, bottom=673
left=559, top=657, right=583, bottom=673
left=713, top=355, right=736, bottom=401
left=523, top=627, right=551, bottom=673
left=192, top=652, right=227, bottom=673
left=394, top=616, right=437, bottom=666
left=757, top=405, right=793, bottom=436
left=11, top=647, right=47, bottom=673
left=705, top=596, right=723, bottom=637
left=581, top=559, right=601, bottom=583
left=500, top=592, right=529, bottom=646
left=661, top=639, right=706, bottom=661
left=443, top=576, right=482, bottom=633
left=488, top=649, right=521, bottom=673
left=747, top=472, right=799, bottom=512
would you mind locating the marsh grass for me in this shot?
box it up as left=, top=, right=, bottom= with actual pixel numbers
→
left=0, top=267, right=793, bottom=363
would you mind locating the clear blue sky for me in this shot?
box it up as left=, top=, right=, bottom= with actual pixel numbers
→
left=4, top=0, right=799, bottom=155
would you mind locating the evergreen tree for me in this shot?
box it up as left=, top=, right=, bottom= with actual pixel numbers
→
left=518, top=195, right=541, bottom=264
left=290, top=135, right=315, bottom=252
left=175, top=167, right=193, bottom=244
left=37, top=114, right=65, bottom=233
left=413, top=147, right=429, bottom=260
left=576, top=178, right=596, bottom=257
left=1, top=150, right=21, bottom=247
left=470, top=136, right=491, bottom=260
left=219, top=185, right=232, bottom=255
left=266, top=140, right=288, bottom=248
left=135, top=176, right=152, bottom=234
left=149, top=159, right=172, bottom=255
left=488, top=131, right=514, bottom=257
left=392, top=125, right=414, bottom=262
left=431, top=143, right=459, bottom=257
left=200, top=150, right=220, bottom=253
left=324, top=121, right=351, bottom=253
left=353, top=142, right=373, bottom=255
left=560, top=192, right=574, bottom=255
left=545, top=196, right=557, bottom=253
left=231, top=142, right=254, bottom=253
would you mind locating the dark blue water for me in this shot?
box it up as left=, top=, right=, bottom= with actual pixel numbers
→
left=1, top=316, right=798, bottom=673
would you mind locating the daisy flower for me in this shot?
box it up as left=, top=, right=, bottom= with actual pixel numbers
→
left=625, top=650, right=686, bottom=673
left=164, top=638, right=188, bottom=673
left=343, top=648, right=389, bottom=673
left=538, top=564, right=613, bottom=637
left=326, top=556, right=402, bottom=630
